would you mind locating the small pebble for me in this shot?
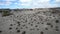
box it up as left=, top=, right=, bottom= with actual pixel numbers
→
left=40, top=31, right=44, bottom=34
left=10, top=24, right=13, bottom=26
left=51, top=25, right=53, bottom=28
left=9, top=27, right=12, bottom=30
left=0, top=30, right=2, bottom=33
left=55, top=20, right=59, bottom=23
left=46, top=23, right=51, bottom=25
left=55, top=29, right=59, bottom=31
left=45, top=28, right=48, bottom=30
left=22, top=31, right=26, bottom=34
left=17, top=30, right=20, bottom=33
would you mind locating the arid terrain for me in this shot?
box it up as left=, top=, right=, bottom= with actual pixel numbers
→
left=0, top=8, right=60, bottom=34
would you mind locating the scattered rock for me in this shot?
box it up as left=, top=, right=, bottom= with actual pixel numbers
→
left=55, top=29, right=59, bottom=31
left=40, top=31, right=44, bottom=34
left=17, top=30, right=20, bottom=33
left=0, top=30, right=2, bottom=33
left=50, top=25, right=53, bottom=28
left=10, top=24, right=13, bottom=26
left=22, top=31, right=26, bottom=34
left=46, top=23, right=51, bottom=25
left=45, top=28, right=48, bottom=30
left=9, top=27, right=12, bottom=30
left=55, top=20, right=59, bottom=23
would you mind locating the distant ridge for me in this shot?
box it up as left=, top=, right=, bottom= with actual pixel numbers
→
left=0, top=7, right=60, bottom=12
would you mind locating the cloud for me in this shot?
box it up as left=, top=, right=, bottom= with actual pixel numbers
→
left=55, top=0, right=60, bottom=2
left=21, top=3, right=31, bottom=6
left=32, top=0, right=59, bottom=8
left=0, top=0, right=60, bottom=8
left=55, top=0, right=60, bottom=4
left=18, top=0, right=32, bottom=7
left=0, top=0, right=17, bottom=6
left=18, top=0, right=59, bottom=8
left=32, top=0, right=50, bottom=6
left=0, top=2, right=11, bottom=6
left=35, top=0, right=50, bottom=3
left=20, top=0, right=32, bottom=2
left=6, top=0, right=16, bottom=1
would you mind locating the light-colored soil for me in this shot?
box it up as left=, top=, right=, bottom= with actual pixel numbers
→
left=0, top=9, right=60, bottom=34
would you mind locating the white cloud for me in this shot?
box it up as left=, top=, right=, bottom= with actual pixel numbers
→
left=0, top=0, right=17, bottom=5
left=55, top=0, right=60, bottom=4
left=19, top=0, right=32, bottom=6
left=31, top=0, right=51, bottom=8
left=21, top=3, right=31, bottom=6
left=20, top=0, right=32, bottom=2
left=0, top=2, right=4, bottom=5
left=0, top=0, right=59, bottom=8
left=18, top=0, right=59, bottom=8
left=33, top=0, right=59, bottom=8
left=6, top=0, right=16, bottom=1
left=32, top=3, right=58, bottom=8
left=36, top=0, right=50, bottom=3
left=0, top=1, right=11, bottom=6
left=19, top=0, right=52, bottom=8
left=55, top=0, right=60, bottom=2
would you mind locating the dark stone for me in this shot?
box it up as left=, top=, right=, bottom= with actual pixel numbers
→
left=40, top=31, right=44, bottom=34
left=31, top=24, right=33, bottom=26
left=55, top=20, right=59, bottom=23
left=34, top=19, right=36, bottom=21
left=31, top=21, right=33, bottom=23
left=16, top=27, right=18, bottom=30
left=45, top=28, right=48, bottom=30
left=17, top=21, right=20, bottom=24
left=17, top=16, right=18, bottom=17
left=17, top=30, right=20, bottom=33
left=51, top=11, right=56, bottom=13
left=22, top=31, right=26, bottom=34
left=0, top=30, right=2, bottom=33
left=37, top=22, right=40, bottom=24
left=22, top=24, right=25, bottom=27
left=17, top=24, right=20, bottom=26
left=28, top=23, right=30, bottom=24
left=20, top=27, right=23, bottom=29
left=53, top=15, right=55, bottom=17
left=30, top=9, right=33, bottom=11
left=51, top=25, right=53, bottom=28
left=25, top=26, right=28, bottom=29
left=37, top=28, right=39, bottom=30
left=41, top=23, right=43, bottom=24
left=43, top=12, right=46, bottom=13
left=35, top=25, right=38, bottom=27
left=9, top=27, right=12, bottom=30
left=25, top=20, right=27, bottom=22
left=10, top=24, right=13, bottom=26
left=55, top=29, right=59, bottom=31
left=46, top=23, right=51, bottom=25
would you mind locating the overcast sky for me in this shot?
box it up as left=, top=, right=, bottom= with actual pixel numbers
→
left=0, top=0, right=60, bottom=9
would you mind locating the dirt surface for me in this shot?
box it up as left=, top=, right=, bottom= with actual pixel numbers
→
left=0, top=9, right=60, bottom=34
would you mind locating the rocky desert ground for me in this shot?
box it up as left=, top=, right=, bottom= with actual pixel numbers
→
left=0, top=8, right=60, bottom=34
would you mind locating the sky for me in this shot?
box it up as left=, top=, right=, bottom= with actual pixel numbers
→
left=0, top=0, right=60, bottom=9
